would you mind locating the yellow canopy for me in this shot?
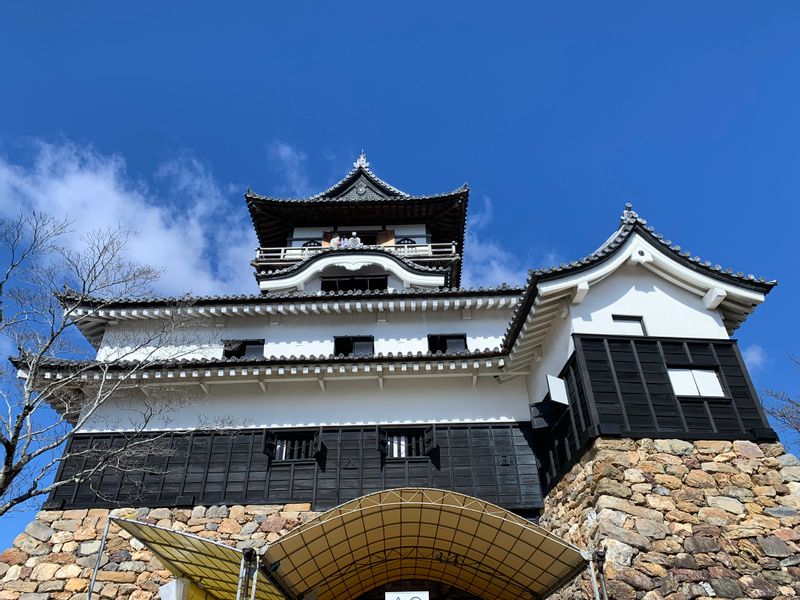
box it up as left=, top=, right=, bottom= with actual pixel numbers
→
left=265, top=488, right=586, bottom=600
left=113, top=518, right=285, bottom=600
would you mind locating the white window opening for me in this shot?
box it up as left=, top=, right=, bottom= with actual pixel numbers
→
left=389, top=434, right=407, bottom=458
left=611, top=315, right=646, bottom=336
left=667, top=368, right=725, bottom=397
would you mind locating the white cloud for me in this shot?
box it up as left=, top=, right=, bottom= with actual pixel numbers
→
left=267, top=141, right=311, bottom=197
left=0, top=141, right=255, bottom=296
left=461, top=196, right=560, bottom=288
left=743, top=344, right=768, bottom=372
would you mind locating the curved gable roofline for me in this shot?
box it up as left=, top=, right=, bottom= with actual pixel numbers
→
left=310, top=151, right=409, bottom=199
left=531, top=203, right=776, bottom=292
left=502, top=203, right=777, bottom=356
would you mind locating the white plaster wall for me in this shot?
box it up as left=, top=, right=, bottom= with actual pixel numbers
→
left=77, top=375, right=530, bottom=432
left=524, top=266, right=729, bottom=405
left=96, top=309, right=513, bottom=362
left=570, top=265, right=728, bottom=339
left=525, top=315, right=574, bottom=406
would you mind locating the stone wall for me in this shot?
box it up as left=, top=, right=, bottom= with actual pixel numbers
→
left=541, top=438, right=800, bottom=600
left=0, top=503, right=319, bottom=600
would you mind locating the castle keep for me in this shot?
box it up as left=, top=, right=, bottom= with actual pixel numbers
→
left=2, top=155, right=797, bottom=600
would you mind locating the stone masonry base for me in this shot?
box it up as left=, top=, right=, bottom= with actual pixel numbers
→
left=540, top=438, right=800, bottom=600
left=0, top=503, right=319, bottom=600
left=2, top=438, right=800, bottom=600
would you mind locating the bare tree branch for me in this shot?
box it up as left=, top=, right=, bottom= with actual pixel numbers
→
left=763, top=355, right=800, bottom=442
left=0, top=210, right=202, bottom=517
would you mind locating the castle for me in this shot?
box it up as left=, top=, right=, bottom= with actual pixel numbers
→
left=2, top=154, right=797, bottom=600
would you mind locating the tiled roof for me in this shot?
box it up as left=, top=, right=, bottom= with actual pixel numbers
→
left=244, top=151, right=468, bottom=204
left=500, top=203, right=777, bottom=352
left=56, top=284, right=524, bottom=310
left=15, top=346, right=503, bottom=371
left=530, top=204, right=777, bottom=289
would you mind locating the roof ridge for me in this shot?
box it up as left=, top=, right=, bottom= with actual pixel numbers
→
left=529, top=202, right=776, bottom=287
left=309, top=151, right=409, bottom=200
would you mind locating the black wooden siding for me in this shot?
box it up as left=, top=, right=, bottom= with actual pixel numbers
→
left=533, top=334, right=776, bottom=493
left=48, top=423, right=543, bottom=513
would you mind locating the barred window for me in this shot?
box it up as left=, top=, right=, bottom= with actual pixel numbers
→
left=263, top=430, right=322, bottom=462
left=378, top=426, right=437, bottom=459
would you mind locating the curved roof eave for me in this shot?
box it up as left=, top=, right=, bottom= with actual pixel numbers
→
left=501, top=204, right=777, bottom=354
left=254, top=247, right=450, bottom=281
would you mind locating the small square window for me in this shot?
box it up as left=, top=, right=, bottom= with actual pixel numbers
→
left=222, top=339, right=264, bottom=359
left=333, top=336, right=374, bottom=357
left=263, top=430, right=323, bottom=462
left=377, top=426, right=437, bottom=458
left=428, top=334, right=468, bottom=354
left=667, top=368, right=725, bottom=397
left=611, top=315, right=646, bottom=336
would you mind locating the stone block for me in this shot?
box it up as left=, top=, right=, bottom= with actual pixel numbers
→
left=205, top=506, right=228, bottom=518
left=644, top=495, right=675, bottom=512
left=733, top=441, right=764, bottom=459
left=77, top=541, right=101, bottom=556
left=148, top=508, right=171, bottom=520
left=653, top=439, right=694, bottom=456
left=61, top=510, right=88, bottom=521
left=757, top=535, right=791, bottom=558
left=64, top=578, right=89, bottom=592
left=683, top=536, right=719, bottom=553
left=55, top=564, right=82, bottom=579
left=37, top=580, right=65, bottom=592
left=781, top=466, right=800, bottom=482
left=217, top=519, right=241, bottom=534
left=23, top=523, right=53, bottom=543
left=595, top=522, right=651, bottom=551
left=738, top=575, right=779, bottom=598
left=283, top=503, right=312, bottom=512
left=95, top=571, right=137, bottom=583
left=605, top=580, right=636, bottom=600
left=635, top=517, right=668, bottom=540
left=707, top=495, right=745, bottom=515
left=601, top=538, right=634, bottom=566
left=52, top=520, right=80, bottom=532
left=595, top=495, right=663, bottom=521
left=30, top=563, right=59, bottom=581
left=260, top=516, right=286, bottom=533
left=1, top=548, right=28, bottom=565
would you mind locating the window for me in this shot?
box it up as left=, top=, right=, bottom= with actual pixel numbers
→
left=668, top=368, right=725, bottom=397
left=396, top=237, right=417, bottom=245
left=263, top=430, right=323, bottom=462
left=302, top=240, right=322, bottom=247
left=333, top=336, right=374, bottom=357
left=428, top=334, right=468, bottom=354
left=611, top=315, right=646, bottom=336
left=377, top=426, right=437, bottom=458
left=321, top=276, right=388, bottom=293
left=222, top=339, right=265, bottom=359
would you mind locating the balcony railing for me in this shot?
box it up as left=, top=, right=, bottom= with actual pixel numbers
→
left=254, top=242, right=458, bottom=265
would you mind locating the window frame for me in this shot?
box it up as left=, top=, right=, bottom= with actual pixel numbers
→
left=611, top=314, right=647, bottom=336
left=377, top=425, right=437, bottom=461
left=667, top=367, right=727, bottom=399
left=320, top=276, right=389, bottom=293
left=262, top=428, right=324, bottom=464
left=222, top=339, right=265, bottom=360
left=333, top=335, right=375, bottom=357
left=427, top=333, right=469, bottom=354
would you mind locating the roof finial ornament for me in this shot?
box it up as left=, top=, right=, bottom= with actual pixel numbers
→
left=354, top=150, right=369, bottom=169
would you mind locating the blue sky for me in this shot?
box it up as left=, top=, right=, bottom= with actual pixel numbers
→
left=1, top=2, right=799, bottom=546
